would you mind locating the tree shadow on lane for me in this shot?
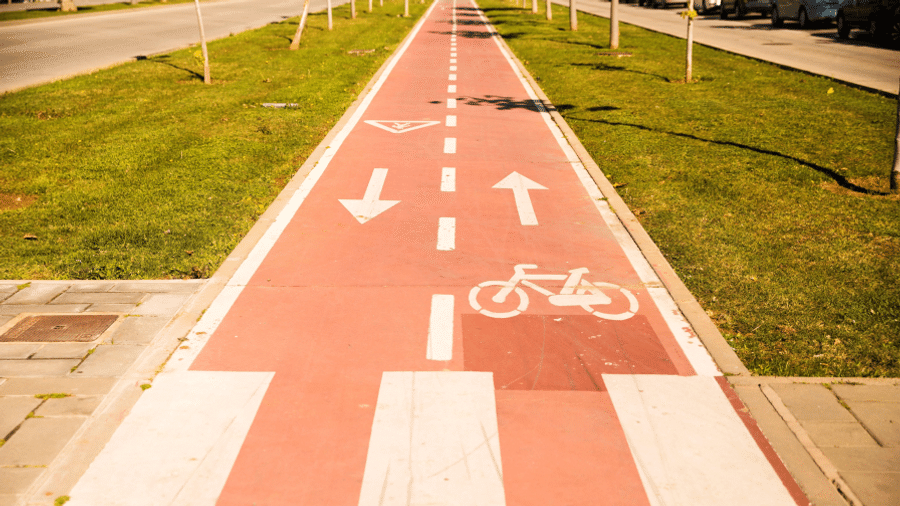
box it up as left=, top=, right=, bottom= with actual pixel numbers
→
left=454, top=95, right=575, bottom=113
left=564, top=115, right=889, bottom=196
left=429, top=29, right=504, bottom=39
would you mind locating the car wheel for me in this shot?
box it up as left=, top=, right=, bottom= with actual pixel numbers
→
left=735, top=1, right=747, bottom=18
left=885, top=13, right=900, bottom=47
left=771, top=6, right=783, bottom=27
left=798, top=7, right=809, bottom=29
left=720, top=1, right=729, bottom=17
left=836, top=12, right=850, bottom=38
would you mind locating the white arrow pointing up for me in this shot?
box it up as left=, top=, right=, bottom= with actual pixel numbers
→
left=339, top=168, right=400, bottom=224
left=493, top=172, right=547, bottom=226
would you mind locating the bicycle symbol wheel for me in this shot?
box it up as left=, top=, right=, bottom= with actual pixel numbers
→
left=468, top=281, right=529, bottom=318
left=582, top=282, right=639, bottom=321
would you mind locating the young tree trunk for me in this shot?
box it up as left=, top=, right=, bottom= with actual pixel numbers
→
left=369, top=0, right=372, bottom=13
left=404, top=0, right=409, bottom=16
left=351, top=0, right=356, bottom=18
left=193, top=0, right=210, bottom=83
left=532, top=0, right=538, bottom=14
left=546, top=0, right=552, bottom=19
left=290, top=0, right=312, bottom=50
left=327, top=0, right=333, bottom=30
left=892, top=77, right=900, bottom=193
left=610, top=0, right=619, bottom=49
left=569, top=0, right=577, bottom=30
left=685, top=15, right=694, bottom=82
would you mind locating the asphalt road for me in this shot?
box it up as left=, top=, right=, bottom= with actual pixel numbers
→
left=0, top=0, right=349, bottom=93
left=556, top=0, right=900, bottom=95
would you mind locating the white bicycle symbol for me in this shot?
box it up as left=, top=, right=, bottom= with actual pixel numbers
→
left=468, top=264, right=639, bottom=320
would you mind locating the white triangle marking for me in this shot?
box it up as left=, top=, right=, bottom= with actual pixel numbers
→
left=364, top=120, right=441, bottom=134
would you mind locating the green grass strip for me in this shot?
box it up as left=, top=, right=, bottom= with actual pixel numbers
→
left=480, top=0, right=899, bottom=377
left=0, top=1, right=427, bottom=280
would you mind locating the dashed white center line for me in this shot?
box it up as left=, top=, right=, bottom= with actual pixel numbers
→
left=447, top=98, right=457, bottom=108
left=449, top=66, right=457, bottom=72
left=445, top=115, right=456, bottom=127
left=447, top=84, right=457, bottom=93
left=444, top=137, right=456, bottom=153
left=451, top=52, right=457, bottom=57
left=450, top=58, right=457, bottom=64
left=426, top=295, right=455, bottom=360
left=437, top=217, right=456, bottom=251
left=449, top=74, right=457, bottom=81
left=441, top=167, right=456, bottom=191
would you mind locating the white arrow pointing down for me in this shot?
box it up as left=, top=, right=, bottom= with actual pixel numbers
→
left=493, top=171, right=547, bottom=226
left=340, top=168, right=401, bottom=224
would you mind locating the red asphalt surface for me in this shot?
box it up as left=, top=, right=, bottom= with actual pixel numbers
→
left=186, top=1, right=804, bottom=504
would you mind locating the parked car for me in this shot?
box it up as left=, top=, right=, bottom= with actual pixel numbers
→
left=693, top=0, right=722, bottom=13
left=639, top=0, right=689, bottom=8
left=771, top=0, right=841, bottom=27
left=836, top=0, right=900, bottom=45
left=720, top=0, right=771, bottom=18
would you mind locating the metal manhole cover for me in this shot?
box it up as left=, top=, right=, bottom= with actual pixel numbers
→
left=0, top=314, right=119, bottom=343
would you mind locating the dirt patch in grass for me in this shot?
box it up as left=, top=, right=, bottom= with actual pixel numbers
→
left=0, top=194, right=37, bottom=212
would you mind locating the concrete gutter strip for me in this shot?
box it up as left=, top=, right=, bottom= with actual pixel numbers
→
left=734, top=384, right=851, bottom=506
left=761, top=384, right=864, bottom=506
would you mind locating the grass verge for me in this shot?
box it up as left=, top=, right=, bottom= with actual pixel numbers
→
left=480, top=0, right=899, bottom=377
left=0, top=0, right=203, bottom=23
left=0, top=0, right=427, bottom=279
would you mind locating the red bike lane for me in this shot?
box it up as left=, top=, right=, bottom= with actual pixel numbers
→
left=69, top=1, right=811, bottom=505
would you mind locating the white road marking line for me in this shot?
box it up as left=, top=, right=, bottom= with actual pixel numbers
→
left=447, top=84, right=457, bottom=93
left=445, top=115, right=456, bottom=127
left=449, top=65, right=457, bottom=71
left=437, top=217, right=456, bottom=251
left=450, top=58, right=457, bottom=63
left=451, top=52, right=457, bottom=57
left=441, top=167, right=456, bottom=191
left=604, top=375, right=796, bottom=506
left=449, top=74, right=457, bottom=81
left=357, top=372, right=505, bottom=506
left=475, top=1, right=720, bottom=376
left=492, top=171, right=547, bottom=226
left=426, top=295, right=454, bottom=360
left=447, top=98, right=457, bottom=108
left=67, top=371, right=274, bottom=506
left=166, top=0, right=441, bottom=372
left=444, top=137, right=456, bottom=153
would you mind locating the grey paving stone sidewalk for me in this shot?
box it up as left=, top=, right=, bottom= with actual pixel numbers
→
left=733, top=377, right=900, bottom=506
left=0, top=280, right=203, bottom=506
